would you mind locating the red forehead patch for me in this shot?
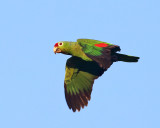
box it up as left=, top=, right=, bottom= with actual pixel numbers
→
left=54, top=43, right=58, bottom=47
left=94, top=43, right=108, bottom=47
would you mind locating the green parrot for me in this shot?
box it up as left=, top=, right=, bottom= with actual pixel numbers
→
left=53, top=39, right=139, bottom=112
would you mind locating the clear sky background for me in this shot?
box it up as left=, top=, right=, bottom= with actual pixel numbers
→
left=0, top=0, right=160, bottom=128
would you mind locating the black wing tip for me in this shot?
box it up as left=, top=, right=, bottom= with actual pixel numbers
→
left=64, top=84, right=91, bottom=112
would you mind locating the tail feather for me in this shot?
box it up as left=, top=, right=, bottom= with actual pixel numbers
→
left=115, top=53, right=140, bottom=62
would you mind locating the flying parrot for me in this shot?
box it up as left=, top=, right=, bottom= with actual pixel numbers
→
left=53, top=39, right=139, bottom=112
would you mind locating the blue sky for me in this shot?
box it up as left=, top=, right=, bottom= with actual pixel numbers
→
left=0, top=0, right=160, bottom=128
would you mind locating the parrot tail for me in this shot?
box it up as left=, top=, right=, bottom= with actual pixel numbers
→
left=114, top=53, right=140, bottom=62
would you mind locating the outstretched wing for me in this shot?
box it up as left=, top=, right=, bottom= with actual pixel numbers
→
left=64, top=56, right=105, bottom=112
left=77, top=39, right=121, bottom=70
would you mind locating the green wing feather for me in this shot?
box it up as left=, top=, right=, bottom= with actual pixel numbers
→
left=64, top=56, right=105, bottom=112
left=77, top=39, right=121, bottom=70
left=77, top=39, right=113, bottom=46
left=77, top=39, right=113, bottom=56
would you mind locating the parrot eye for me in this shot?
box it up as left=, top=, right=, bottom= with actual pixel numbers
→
left=59, top=42, right=63, bottom=46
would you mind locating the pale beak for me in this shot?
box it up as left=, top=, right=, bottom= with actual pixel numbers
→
left=53, top=47, right=61, bottom=54
left=53, top=47, right=57, bottom=54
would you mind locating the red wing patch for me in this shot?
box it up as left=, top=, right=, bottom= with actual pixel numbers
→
left=94, top=43, right=108, bottom=47
left=54, top=43, right=58, bottom=47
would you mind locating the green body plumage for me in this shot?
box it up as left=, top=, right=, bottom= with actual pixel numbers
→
left=53, top=39, right=140, bottom=112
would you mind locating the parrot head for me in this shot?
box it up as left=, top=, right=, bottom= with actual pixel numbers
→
left=53, top=41, right=71, bottom=54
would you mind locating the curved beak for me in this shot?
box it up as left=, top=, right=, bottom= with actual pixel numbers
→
left=53, top=47, right=61, bottom=54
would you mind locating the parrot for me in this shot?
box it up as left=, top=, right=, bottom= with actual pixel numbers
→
left=53, top=39, right=140, bottom=112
